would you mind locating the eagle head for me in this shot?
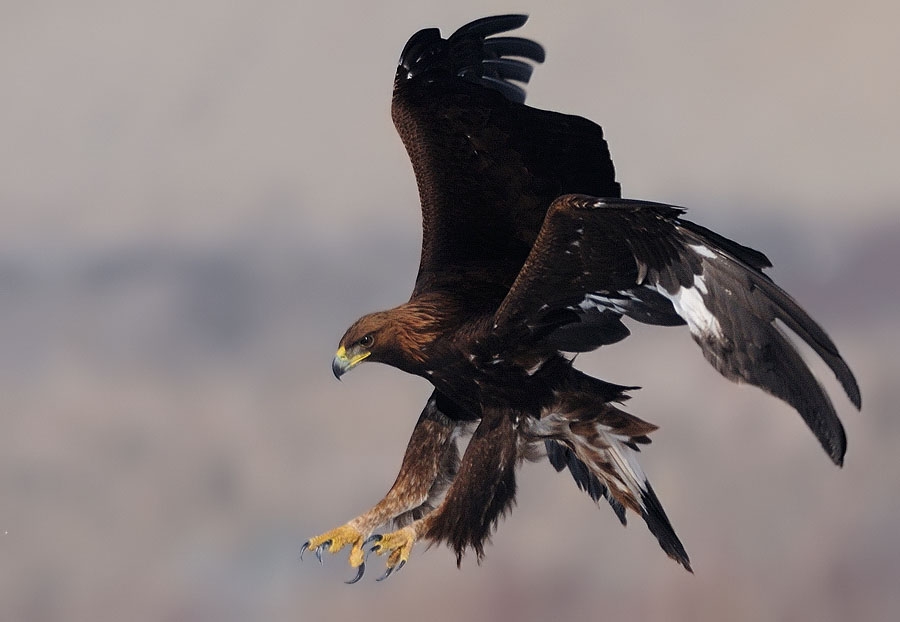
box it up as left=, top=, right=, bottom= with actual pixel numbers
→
left=332, top=313, right=384, bottom=379
left=333, top=303, right=441, bottom=379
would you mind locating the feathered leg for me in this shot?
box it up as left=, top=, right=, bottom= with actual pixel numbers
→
left=302, top=391, right=461, bottom=582
left=370, top=409, right=519, bottom=576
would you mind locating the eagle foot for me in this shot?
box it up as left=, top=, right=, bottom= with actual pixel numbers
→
left=367, top=526, right=417, bottom=581
left=301, top=523, right=369, bottom=582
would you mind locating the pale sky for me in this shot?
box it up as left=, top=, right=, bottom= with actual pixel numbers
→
left=2, top=0, right=898, bottom=249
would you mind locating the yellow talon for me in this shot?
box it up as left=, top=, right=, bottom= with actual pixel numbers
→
left=303, top=524, right=367, bottom=567
left=372, top=525, right=417, bottom=569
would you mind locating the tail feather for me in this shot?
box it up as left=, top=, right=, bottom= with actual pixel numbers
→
left=528, top=395, right=691, bottom=571
left=640, top=482, right=692, bottom=571
left=546, top=440, right=626, bottom=525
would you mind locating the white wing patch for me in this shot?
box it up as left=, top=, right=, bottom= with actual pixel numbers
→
left=577, top=291, right=641, bottom=315
left=654, top=274, right=722, bottom=338
left=688, top=243, right=717, bottom=259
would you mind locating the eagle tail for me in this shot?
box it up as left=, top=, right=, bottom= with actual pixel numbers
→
left=529, top=399, right=691, bottom=571
left=546, top=439, right=628, bottom=524
left=639, top=481, right=692, bottom=572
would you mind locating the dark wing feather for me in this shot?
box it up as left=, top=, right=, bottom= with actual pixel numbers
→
left=495, top=194, right=860, bottom=465
left=482, top=37, right=546, bottom=63
left=481, top=58, right=535, bottom=83
left=391, top=16, right=620, bottom=299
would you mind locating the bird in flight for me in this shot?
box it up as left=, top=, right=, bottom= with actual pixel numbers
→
left=301, top=14, right=860, bottom=583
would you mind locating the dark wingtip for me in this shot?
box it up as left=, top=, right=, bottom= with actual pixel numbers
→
left=845, top=373, right=862, bottom=410
left=830, top=427, right=847, bottom=467
left=483, top=37, right=546, bottom=63
left=670, top=220, right=860, bottom=465
left=447, top=14, right=530, bottom=43
left=482, top=58, right=534, bottom=83
left=397, top=14, right=544, bottom=104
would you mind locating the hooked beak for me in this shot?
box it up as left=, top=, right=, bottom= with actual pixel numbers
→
left=332, top=345, right=370, bottom=379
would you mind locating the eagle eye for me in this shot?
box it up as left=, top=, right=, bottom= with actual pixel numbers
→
left=358, top=334, right=374, bottom=348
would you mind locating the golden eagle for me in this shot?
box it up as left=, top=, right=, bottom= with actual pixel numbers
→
left=302, top=14, right=860, bottom=582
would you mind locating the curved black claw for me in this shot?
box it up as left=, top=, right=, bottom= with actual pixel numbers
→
left=375, top=565, right=394, bottom=582
left=299, top=541, right=310, bottom=561
left=376, top=559, right=406, bottom=582
left=345, top=543, right=378, bottom=584
left=315, top=540, right=331, bottom=565
left=345, top=561, right=366, bottom=584
left=363, top=534, right=382, bottom=549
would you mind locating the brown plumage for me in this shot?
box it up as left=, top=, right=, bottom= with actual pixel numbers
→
left=303, top=14, right=860, bottom=582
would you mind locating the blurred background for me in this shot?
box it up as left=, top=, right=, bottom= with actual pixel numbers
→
left=2, top=1, right=898, bottom=620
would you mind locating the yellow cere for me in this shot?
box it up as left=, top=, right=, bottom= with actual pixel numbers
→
left=335, top=345, right=371, bottom=368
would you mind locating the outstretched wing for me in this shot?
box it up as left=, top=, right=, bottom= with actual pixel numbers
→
left=495, top=194, right=861, bottom=465
left=391, top=15, right=621, bottom=298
